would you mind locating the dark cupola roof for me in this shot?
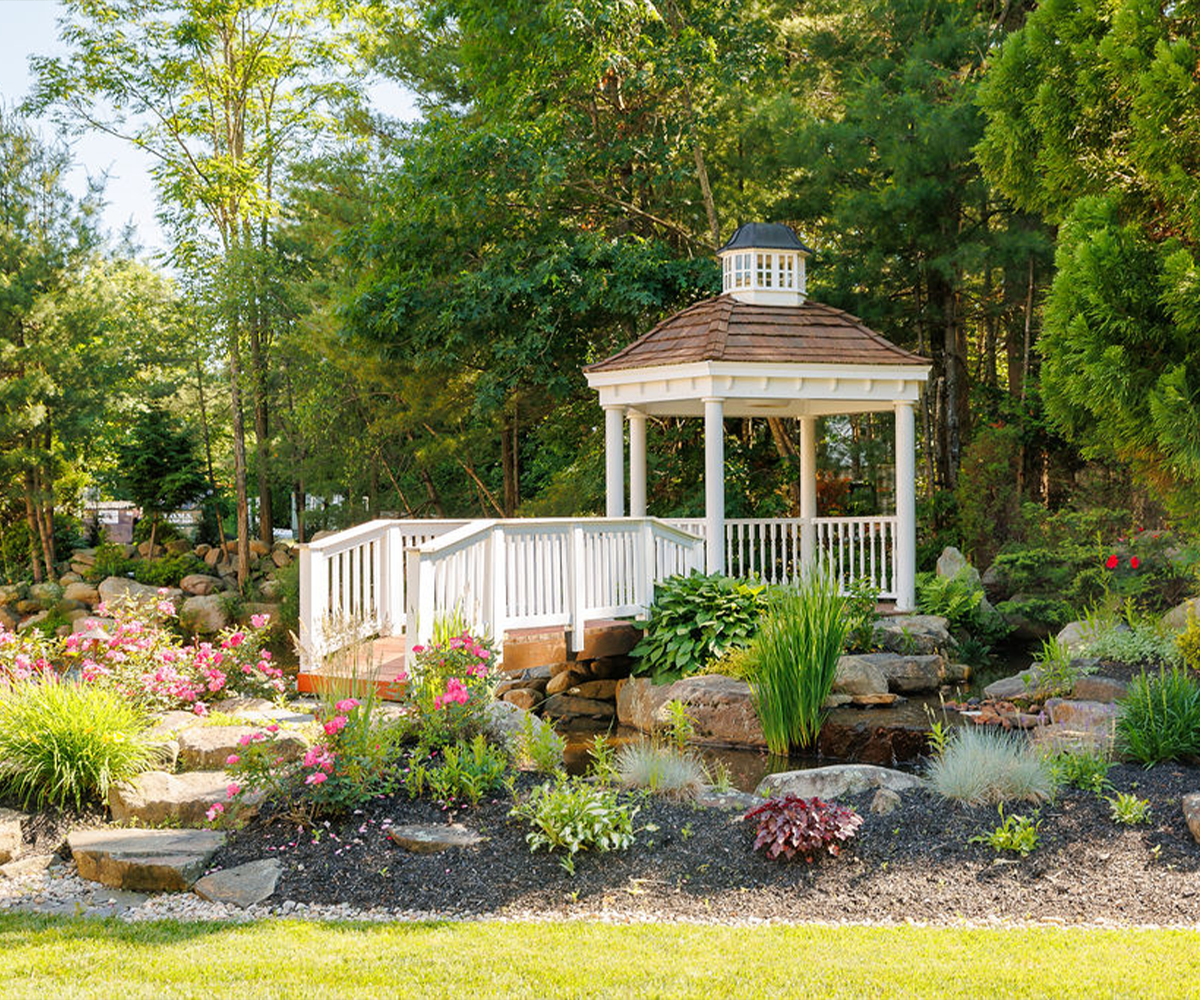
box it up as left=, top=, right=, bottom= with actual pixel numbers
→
left=717, top=222, right=815, bottom=255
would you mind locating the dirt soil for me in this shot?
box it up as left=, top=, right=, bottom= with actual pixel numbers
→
left=212, top=762, right=1200, bottom=926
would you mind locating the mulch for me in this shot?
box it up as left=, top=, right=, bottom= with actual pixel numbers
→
left=212, top=761, right=1200, bottom=926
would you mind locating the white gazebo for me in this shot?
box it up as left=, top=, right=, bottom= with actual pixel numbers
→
left=583, top=223, right=931, bottom=610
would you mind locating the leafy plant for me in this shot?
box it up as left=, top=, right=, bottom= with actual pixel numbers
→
left=1108, top=792, right=1151, bottom=825
left=614, top=742, right=706, bottom=800
left=131, top=554, right=207, bottom=588
left=744, top=795, right=863, bottom=862
left=0, top=676, right=166, bottom=810
left=747, top=572, right=847, bottom=754
left=843, top=576, right=880, bottom=653
left=408, top=631, right=498, bottom=747
left=1175, top=609, right=1200, bottom=673
left=587, top=734, right=618, bottom=787
left=1080, top=604, right=1180, bottom=668
left=631, top=573, right=769, bottom=682
left=1117, top=667, right=1200, bottom=765
left=927, top=727, right=1056, bottom=806
left=995, top=596, right=1077, bottom=631
left=419, top=736, right=510, bottom=806
left=700, top=643, right=757, bottom=680
left=969, top=806, right=1041, bottom=856
left=1045, top=745, right=1113, bottom=796
left=658, top=699, right=695, bottom=752
left=509, top=777, right=638, bottom=874
left=510, top=711, right=565, bottom=774
left=1028, top=637, right=1095, bottom=697
left=917, top=570, right=1010, bottom=645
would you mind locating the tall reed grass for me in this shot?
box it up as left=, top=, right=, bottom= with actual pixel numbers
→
left=748, top=571, right=848, bottom=754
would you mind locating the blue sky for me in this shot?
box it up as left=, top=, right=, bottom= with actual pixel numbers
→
left=0, top=0, right=417, bottom=258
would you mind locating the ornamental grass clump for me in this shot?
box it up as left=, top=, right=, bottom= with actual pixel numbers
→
left=0, top=676, right=166, bottom=810
left=614, top=742, right=707, bottom=800
left=747, top=572, right=848, bottom=754
left=927, top=727, right=1055, bottom=806
left=1117, top=666, right=1200, bottom=765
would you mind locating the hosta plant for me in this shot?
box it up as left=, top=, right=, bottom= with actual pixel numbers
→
left=744, top=795, right=863, bottom=862
left=509, top=776, right=638, bottom=874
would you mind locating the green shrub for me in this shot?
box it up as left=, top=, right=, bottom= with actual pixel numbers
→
left=85, top=543, right=135, bottom=582
left=510, top=712, right=565, bottom=774
left=274, top=561, right=300, bottom=636
left=509, top=777, right=638, bottom=874
left=917, top=571, right=1010, bottom=646
left=132, top=553, right=207, bottom=588
left=969, top=805, right=1041, bottom=856
left=1117, top=667, right=1200, bottom=765
left=408, top=735, right=510, bottom=806
left=1080, top=613, right=1181, bottom=668
left=1045, top=745, right=1113, bottom=795
left=1108, top=792, right=1152, bottom=825
left=843, top=577, right=880, bottom=653
left=132, top=519, right=181, bottom=545
left=995, top=596, right=1077, bottom=631
left=700, top=643, right=757, bottom=680
left=631, top=573, right=769, bottom=682
left=748, top=572, right=848, bottom=754
left=614, top=742, right=706, bottom=800
left=927, top=727, right=1055, bottom=806
left=0, top=677, right=166, bottom=810
left=1176, top=609, right=1200, bottom=672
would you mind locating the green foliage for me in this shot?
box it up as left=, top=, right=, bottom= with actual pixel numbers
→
left=995, top=596, right=1076, bottom=632
left=614, top=742, right=706, bottom=800
left=1176, top=610, right=1200, bottom=673
left=410, top=736, right=510, bottom=806
left=842, top=577, right=880, bottom=654
left=1080, top=613, right=1181, bottom=669
left=748, top=573, right=848, bottom=755
left=84, top=543, right=134, bottom=583
left=1027, top=637, right=1095, bottom=698
left=917, top=571, right=1009, bottom=646
left=969, top=806, right=1041, bottom=857
left=631, top=574, right=768, bottom=683
left=274, top=561, right=300, bottom=636
left=130, top=554, right=206, bottom=588
left=0, top=677, right=165, bottom=810
left=509, top=777, right=638, bottom=874
left=700, top=644, right=757, bottom=681
left=1108, top=793, right=1152, bottom=826
left=587, top=734, right=618, bottom=788
left=1117, top=667, right=1200, bottom=766
left=658, top=699, right=695, bottom=753
left=955, top=424, right=1023, bottom=569
left=927, top=728, right=1056, bottom=807
left=510, top=712, right=565, bottom=775
left=1045, top=746, right=1113, bottom=797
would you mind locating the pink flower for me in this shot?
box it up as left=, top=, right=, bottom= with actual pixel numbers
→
left=305, top=772, right=328, bottom=786
left=323, top=715, right=349, bottom=736
left=250, top=613, right=270, bottom=629
left=206, top=802, right=225, bottom=822
left=265, top=723, right=280, bottom=733
left=225, top=754, right=240, bottom=766
left=411, top=644, right=425, bottom=654
left=335, top=698, right=360, bottom=713
left=226, top=782, right=242, bottom=799
left=193, top=702, right=208, bottom=716
left=238, top=733, right=254, bottom=747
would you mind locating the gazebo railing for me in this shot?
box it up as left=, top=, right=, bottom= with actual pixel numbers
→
left=664, top=516, right=897, bottom=598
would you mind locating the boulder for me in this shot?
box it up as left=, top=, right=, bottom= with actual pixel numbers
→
left=180, top=574, right=225, bottom=596
left=258, top=579, right=281, bottom=600
left=195, top=544, right=211, bottom=558
left=843, top=652, right=945, bottom=694
left=17, top=611, right=48, bottom=631
left=69, top=828, right=225, bottom=892
left=59, top=571, right=82, bottom=584
left=756, top=764, right=924, bottom=801
left=617, top=675, right=765, bottom=748
left=248, top=539, right=271, bottom=558
left=542, top=694, right=615, bottom=721
left=589, top=656, right=633, bottom=680
left=482, top=700, right=546, bottom=744
left=166, top=539, right=192, bottom=555
left=873, top=615, right=956, bottom=656
left=1045, top=698, right=1118, bottom=730
left=936, top=546, right=980, bottom=587
left=271, top=549, right=291, bottom=568
left=62, top=582, right=100, bottom=605
left=386, top=823, right=483, bottom=853
left=566, top=679, right=619, bottom=700
left=194, top=859, right=281, bottom=908
left=109, top=770, right=251, bottom=827
left=177, top=726, right=306, bottom=771
left=0, top=808, right=25, bottom=865
left=1163, top=598, right=1200, bottom=632
left=16, top=599, right=44, bottom=615
left=544, top=670, right=582, bottom=696
left=870, top=788, right=903, bottom=815
left=204, top=547, right=228, bottom=568
left=71, top=615, right=116, bottom=637
left=28, top=582, right=62, bottom=604
left=1, top=854, right=55, bottom=880
left=1071, top=675, right=1129, bottom=703
left=983, top=671, right=1036, bottom=701
left=817, top=707, right=933, bottom=765
left=834, top=655, right=890, bottom=696
left=179, top=593, right=230, bottom=635
left=1183, top=793, right=1200, bottom=845
left=98, top=576, right=182, bottom=610
left=1056, top=619, right=1096, bottom=652
left=980, top=561, right=1004, bottom=599
left=136, top=541, right=164, bottom=558
left=69, top=548, right=97, bottom=567
left=502, top=688, right=541, bottom=711
left=0, top=584, right=22, bottom=605
left=0, top=607, right=17, bottom=632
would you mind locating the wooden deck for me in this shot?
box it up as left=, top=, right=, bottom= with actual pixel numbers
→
left=296, top=619, right=640, bottom=700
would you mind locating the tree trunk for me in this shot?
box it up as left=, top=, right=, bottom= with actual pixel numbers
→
left=766, top=417, right=804, bottom=514
left=229, top=330, right=251, bottom=587
left=22, top=475, right=43, bottom=584
left=195, top=357, right=228, bottom=552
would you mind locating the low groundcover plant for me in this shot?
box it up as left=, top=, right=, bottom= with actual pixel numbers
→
left=744, top=795, right=863, bottom=862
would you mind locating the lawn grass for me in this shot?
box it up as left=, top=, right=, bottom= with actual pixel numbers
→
left=0, top=914, right=1197, bottom=999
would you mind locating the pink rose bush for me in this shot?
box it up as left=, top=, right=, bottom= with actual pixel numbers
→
left=409, top=632, right=498, bottom=747
left=0, top=627, right=56, bottom=686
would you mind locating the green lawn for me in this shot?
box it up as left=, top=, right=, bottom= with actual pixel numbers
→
left=0, top=914, right=1197, bottom=999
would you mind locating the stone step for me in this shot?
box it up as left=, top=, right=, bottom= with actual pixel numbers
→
left=109, top=770, right=253, bottom=828
left=69, top=828, right=225, bottom=892
left=194, top=859, right=281, bottom=908
left=177, top=725, right=307, bottom=771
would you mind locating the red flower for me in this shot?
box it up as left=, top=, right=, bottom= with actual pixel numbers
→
left=1105, top=554, right=1119, bottom=570
left=1130, top=556, right=1141, bottom=570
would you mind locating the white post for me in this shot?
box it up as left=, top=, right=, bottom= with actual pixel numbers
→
left=894, top=401, right=917, bottom=612
left=570, top=524, right=586, bottom=651
left=298, top=543, right=321, bottom=671
left=799, top=414, right=817, bottom=576
left=604, top=405, right=625, bottom=518
left=382, top=523, right=405, bottom=635
left=489, top=525, right=507, bottom=660
left=703, top=396, right=725, bottom=574
left=628, top=409, right=647, bottom=517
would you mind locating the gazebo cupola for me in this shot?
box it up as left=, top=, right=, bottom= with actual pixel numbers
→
left=718, top=222, right=814, bottom=306
left=584, top=222, right=931, bottom=610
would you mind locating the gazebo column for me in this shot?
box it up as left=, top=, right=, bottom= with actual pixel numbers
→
left=799, top=415, right=817, bottom=575
left=604, top=404, right=625, bottom=517
left=703, top=397, right=725, bottom=574
left=894, top=401, right=917, bottom=611
left=628, top=409, right=647, bottom=517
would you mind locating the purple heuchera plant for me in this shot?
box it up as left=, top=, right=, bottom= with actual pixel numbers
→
left=744, top=795, right=864, bottom=862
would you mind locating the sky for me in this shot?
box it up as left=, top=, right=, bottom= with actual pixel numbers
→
left=0, top=0, right=418, bottom=259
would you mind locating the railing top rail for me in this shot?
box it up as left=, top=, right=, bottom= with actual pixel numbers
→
left=304, top=518, right=472, bottom=554
left=813, top=515, right=898, bottom=524
left=411, top=516, right=705, bottom=556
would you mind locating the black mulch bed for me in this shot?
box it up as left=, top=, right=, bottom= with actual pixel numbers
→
left=211, top=762, right=1200, bottom=925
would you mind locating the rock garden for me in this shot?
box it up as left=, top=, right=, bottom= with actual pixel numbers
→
left=2, top=535, right=1200, bottom=929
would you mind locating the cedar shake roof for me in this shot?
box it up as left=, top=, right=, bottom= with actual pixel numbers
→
left=585, top=295, right=930, bottom=373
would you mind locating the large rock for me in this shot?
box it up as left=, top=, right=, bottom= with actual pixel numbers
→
left=194, top=859, right=281, bottom=908
left=1056, top=619, right=1096, bottom=651
left=166, top=539, right=192, bottom=555
left=69, top=828, right=225, bottom=892
left=98, top=576, right=182, bottom=610
left=872, top=615, right=956, bottom=656
left=1163, top=598, right=1200, bottom=632
left=28, top=582, right=62, bottom=604
left=0, top=808, right=25, bottom=865
left=179, top=594, right=231, bottom=635
left=756, top=764, right=924, bottom=801
left=271, top=549, right=292, bottom=568
left=385, top=823, right=482, bottom=853
left=248, top=539, right=271, bottom=558
left=204, top=547, right=228, bottom=569
left=1045, top=698, right=1118, bottom=729
left=983, top=671, right=1036, bottom=701
left=177, top=726, right=306, bottom=771
left=936, top=547, right=980, bottom=587
left=69, top=548, right=97, bottom=567
left=180, top=574, right=225, bottom=596
left=1071, top=675, right=1129, bottom=703
left=482, top=700, right=558, bottom=746
left=566, top=679, right=619, bottom=700
left=542, top=694, right=615, bottom=720
left=109, top=770, right=248, bottom=827
left=1183, top=793, right=1200, bottom=845
left=817, top=707, right=934, bottom=765
left=617, top=675, right=765, bottom=748
left=62, top=581, right=100, bottom=605
left=0, top=607, right=17, bottom=632
left=834, top=655, right=890, bottom=696
left=841, top=652, right=945, bottom=694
